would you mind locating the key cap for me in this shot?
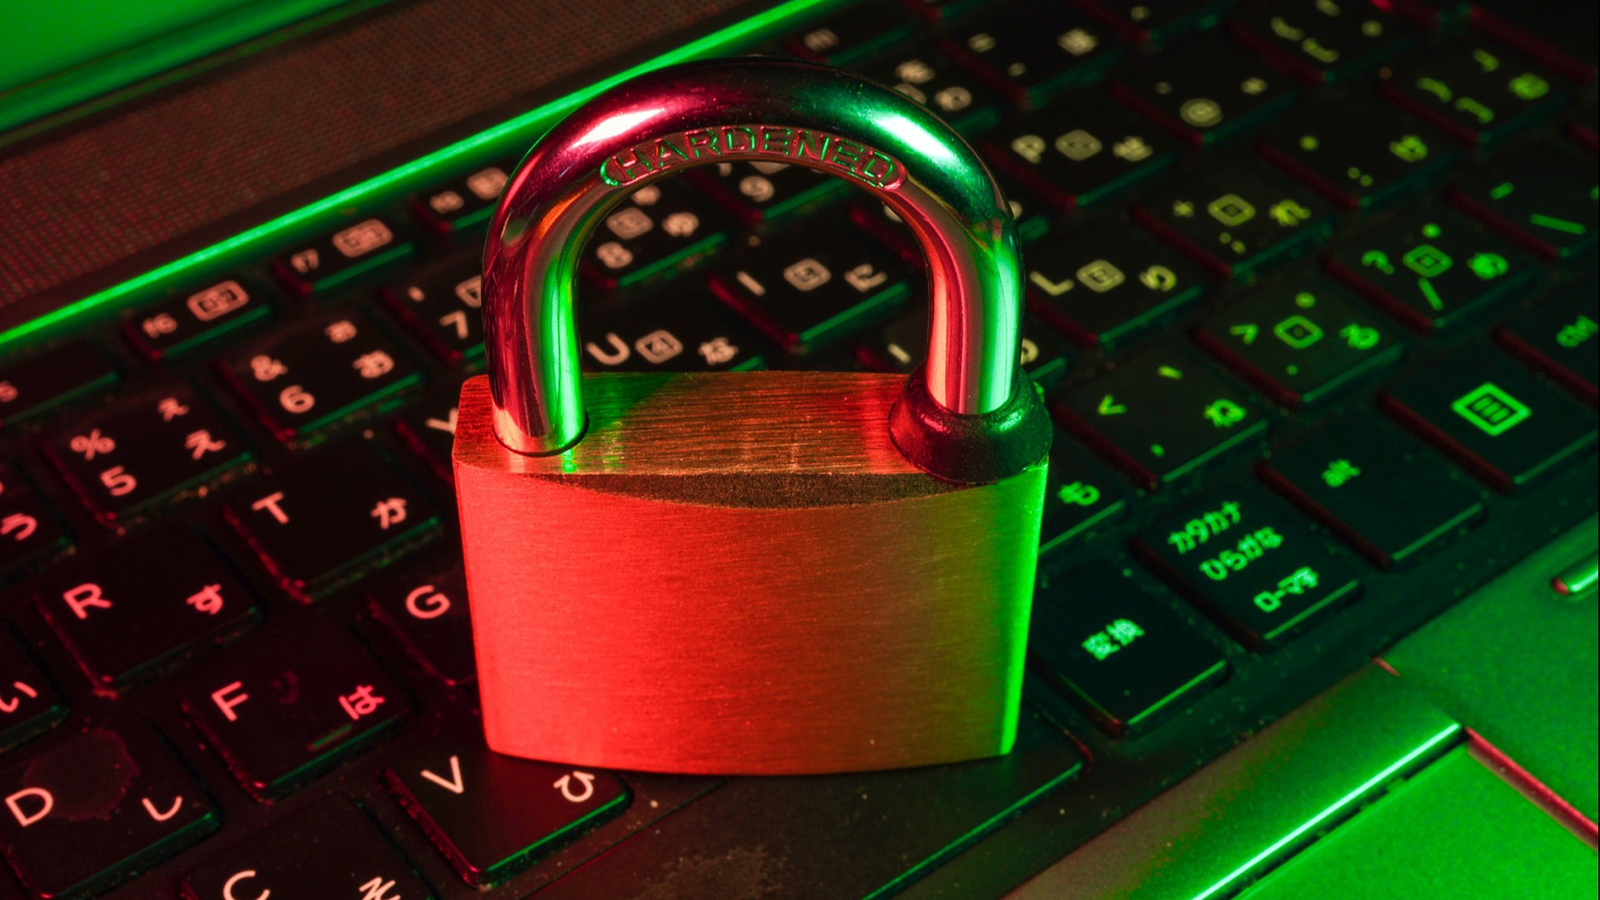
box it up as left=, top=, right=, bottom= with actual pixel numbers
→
left=1469, top=0, right=1598, bottom=83
left=1053, top=347, right=1268, bottom=488
left=1031, top=563, right=1226, bottom=736
left=180, top=624, right=410, bottom=799
left=707, top=228, right=910, bottom=355
left=1039, top=444, right=1130, bottom=553
left=0, top=463, right=70, bottom=578
left=412, top=163, right=512, bottom=234
left=1135, top=488, right=1362, bottom=648
left=1193, top=277, right=1403, bottom=407
left=382, top=251, right=484, bottom=365
left=900, top=0, right=986, bottom=22
left=123, top=278, right=275, bottom=363
left=271, top=216, right=417, bottom=298
left=368, top=564, right=476, bottom=686
left=1324, top=208, right=1534, bottom=334
left=1259, top=101, right=1455, bottom=210
left=1569, top=102, right=1598, bottom=153
left=581, top=181, right=730, bottom=290
left=1388, top=0, right=1470, bottom=29
left=1261, top=413, right=1485, bottom=568
left=860, top=309, right=1069, bottom=389
left=581, top=289, right=768, bottom=372
left=1496, top=278, right=1598, bottom=406
left=220, top=310, right=424, bottom=443
left=787, top=2, right=915, bottom=65
left=386, top=736, right=630, bottom=885
left=0, top=342, right=119, bottom=430
left=392, top=390, right=462, bottom=484
left=943, top=3, right=1120, bottom=107
left=1379, top=38, right=1567, bottom=147
left=1024, top=224, right=1205, bottom=348
left=1075, top=0, right=1228, bottom=45
left=181, top=798, right=433, bottom=899
left=1381, top=344, right=1597, bottom=492
left=1230, top=0, right=1416, bottom=84
left=1449, top=142, right=1599, bottom=260
left=1135, top=166, right=1332, bottom=281
left=1112, top=31, right=1297, bottom=146
left=690, top=161, right=843, bottom=226
left=858, top=42, right=1004, bottom=135
left=41, top=384, right=253, bottom=529
left=0, top=720, right=219, bottom=899
left=984, top=93, right=1179, bottom=210
left=224, top=439, right=439, bottom=602
left=0, top=629, right=65, bottom=753
left=33, top=524, right=260, bottom=690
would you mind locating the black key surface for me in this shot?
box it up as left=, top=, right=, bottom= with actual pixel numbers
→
left=33, top=524, right=260, bottom=690
left=1261, top=413, right=1485, bottom=567
left=943, top=3, right=1119, bottom=107
left=1496, top=279, right=1599, bottom=406
left=1025, top=224, right=1205, bottom=347
left=1380, top=37, right=1566, bottom=146
left=0, top=342, right=118, bottom=430
left=1230, top=0, right=1415, bottom=83
left=1193, top=277, right=1403, bottom=407
left=41, top=384, right=253, bottom=529
left=271, top=216, right=417, bottom=298
left=123, top=278, right=274, bottom=362
left=581, top=181, right=730, bottom=290
left=856, top=42, right=1004, bottom=134
left=1135, top=488, right=1362, bottom=648
left=1259, top=100, right=1455, bottom=210
left=1469, top=0, right=1598, bottom=83
left=411, top=163, right=510, bottom=234
left=1039, top=444, right=1131, bottom=553
left=861, top=309, right=1068, bottom=390
left=985, top=92, right=1179, bottom=209
left=386, top=736, right=630, bottom=885
left=1450, top=142, right=1599, bottom=260
left=1076, top=0, right=1228, bottom=44
left=0, top=463, right=70, bottom=578
left=581, top=288, right=768, bottom=372
left=1325, top=207, right=1534, bottom=334
left=1135, top=166, right=1332, bottom=281
left=180, top=623, right=410, bottom=799
left=1382, top=344, right=1597, bottom=492
left=0, top=629, right=65, bottom=753
left=392, top=389, right=462, bottom=484
left=383, top=251, right=485, bottom=365
left=0, top=721, right=218, bottom=899
left=690, top=161, right=842, bottom=226
left=1031, top=563, right=1226, bottom=735
left=1054, top=346, right=1268, bottom=488
left=1112, top=31, right=1297, bottom=146
left=787, top=1, right=915, bottom=64
left=368, top=564, right=476, bottom=686
left=223, top=439, right=440, bottom=601
left=220, top=310, right=423, bottom=443
left=181, top=798, right=434, bottom=899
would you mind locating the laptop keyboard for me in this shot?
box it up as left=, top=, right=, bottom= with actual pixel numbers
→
left=0, top=1, right=1595, bottom=897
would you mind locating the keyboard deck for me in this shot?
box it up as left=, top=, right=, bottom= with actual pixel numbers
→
left=0, top=0, right=1596, bottom=897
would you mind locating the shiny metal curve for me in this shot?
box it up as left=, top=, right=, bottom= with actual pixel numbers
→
left=482, top=57, right=1024, bottom=455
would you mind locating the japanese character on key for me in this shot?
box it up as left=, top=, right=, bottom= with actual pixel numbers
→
left=339, top=685, right=385, bottom=720
left=1081, top=632, right=1120, bottom=661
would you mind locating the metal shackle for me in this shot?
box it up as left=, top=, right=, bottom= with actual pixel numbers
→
left=482, top=57, right=1051, bottom=482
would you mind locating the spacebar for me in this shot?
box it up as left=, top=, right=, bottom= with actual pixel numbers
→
left=535, top=708, right=1084, bottom=900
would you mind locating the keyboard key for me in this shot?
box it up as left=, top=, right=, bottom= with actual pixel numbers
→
left=182, top=798, right=434, bottom=899
left=368, top=564, right=476, bottom=686
left=382, top=251, right=484, bottom=365
left=1259, top=100, right=1455, bottom=210
left=123, top=278, right=275, bottom=363
left=33, top=524, right=261, bottom=690
left=180, top=624, right=410, bottom=799
left=220, top=310, right=424, bottom=443
left=857, top=42, right=1004, bottom=134
left=271, top=216, right=417, bottom=298
left=411, top=163, right=511, bottom=234
left=1193, top=277, right=1403, bottom=407
left=0, top=342, right=119, bottom=430
left=582, top=288, right=768, bottom=373
left=41, top=384, right=253, bottom=529
left=223, top=439, right=440, bottom=602
left=1380, top=38, right=1566, bottom=146
left=0, top=463, right=70, bottom=578
left=1261, top=413, right=1486, bottom=567
left=1230, top=0, right=1416, bottom=83
left=1135, top=488, right=1362, bottom=648
left=0, top=629, right=65, bottom=752
left=1496, top=278, right=1599, bottom=406
left=1135, top=166, right=1332, bottom=281
left=581, top=181, right=730, bottom=290
left=860, top=309, right=1068, bottom=389
left=1324, top=208, right=1534, bottom=334
left=1112, top=32, right=1297, bottom=146
left=392, top=390, right=462, bottom=484
left=1025, top=225, right=1205, bottom=348
left=385, top=736, right=630, bottom=885
left=985, top=92, right=1179, bottom=209
left=1054, top=347, right=1268, bottom=488
left=1039, top=444, right=1130, bottom=552
left=1382, top=345, right=1597, bottom=492
left=944, top=4, right=1119, bottom=108
left=1469, top=0, right=1598, bottom=83
left=1449, top=142, right=1599, bottom=260
left=1, top=720, right=219, bottom=898
left=787, top=2, right=915, bottom=64
left=1075, top=0, right=1228, bottom=44
left=690, top=161, right=843, bottom=226
left=1030, top=563, right=1226, bottom=736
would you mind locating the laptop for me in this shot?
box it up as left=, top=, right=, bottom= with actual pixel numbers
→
left=1, top=0, right=1595, bottom=896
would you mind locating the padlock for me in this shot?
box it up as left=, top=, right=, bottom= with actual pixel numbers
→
left=454, top=58, right=1052, bottom=775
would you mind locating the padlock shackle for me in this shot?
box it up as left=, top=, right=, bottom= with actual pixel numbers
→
left=483, top=58, right=1042, bottom=471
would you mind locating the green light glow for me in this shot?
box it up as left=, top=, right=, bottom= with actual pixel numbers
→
left=0, top=0, right=832, bottom=353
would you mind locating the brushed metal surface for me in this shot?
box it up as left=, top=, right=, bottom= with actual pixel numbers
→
left=454, top=373, right=1048, bottom=774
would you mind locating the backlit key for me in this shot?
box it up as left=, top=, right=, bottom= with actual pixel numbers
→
left=1496, top=277, right=1599, bottom=406
left=412, top=163, right=513, bottom=234
left=1449, top=142, right=1599, bottom=260
left=0, top=629, right=66, bottom=753
left=1259, top=100, right=1455, bottom=210
left=1135, top=166, right=1332, bottom=281
left=1025, top=224, right=1205, bottom=348
left=272, top=216, right=416, bottom=298
left=1230, top=0, right=1415, bottom=84
left=0, top=462, right=70, bottom=578
left=1112, top=31, right=1296, bottom=146
left=1380, top=38, right=1566, bottom=146
left=368, top=564, right=476, bottom=686
left=123, top=278, right=274, bottom=362
left=0, top=342, right=119, bottom=430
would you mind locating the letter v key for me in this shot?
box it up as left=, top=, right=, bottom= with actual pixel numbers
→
left=420, top=755, right=465, bottom=794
